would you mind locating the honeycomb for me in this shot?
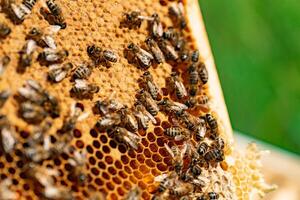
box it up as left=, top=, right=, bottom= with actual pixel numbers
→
left=0, top=0, right=275, bottom=199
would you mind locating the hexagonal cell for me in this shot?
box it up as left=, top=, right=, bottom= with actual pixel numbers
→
left=146, top=132, right=156, bottom=142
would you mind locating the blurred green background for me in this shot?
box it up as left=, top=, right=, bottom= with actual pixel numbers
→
left=199, top=0, right=300, bottom=155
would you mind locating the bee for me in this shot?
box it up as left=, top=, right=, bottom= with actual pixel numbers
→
left=127, top=43, right=154, bottom=69
left=19, top=102, right=47, bottom=124
left=164, top=126, right=190, bottom=141
left=117, top=106, right=138, bottom=132
left=184, top=97, right=196, bottom=108
left=125, top=186, right=142, bottom=200
left=5, top=2, right=27, bottom=24
left=0, top=23, right=11, bottom=39
left=188, top=64, right=199, bottom=96
left=212, top=137, right=225, bottom=150
left=94, top=92, right=123, bottom=115
left=169, top=72, right=187, bottom=99
left=150, top=13, right=163, bottom=38
left=38, top=48, right=69, bottom=64
left=141, top=71, right=161, bottom=100
left=137, top=89, right=159, bottom=116
left=108, top=126, right=140, bottom=150
left=123, top=11, right=151, bottom=29
left=194, top=118, right=206, bottom=141
left=207, top=192, right=219, bottom=200
left=133, top=102, right=156, bottom=130
left=180, top=48, right=189, bottom=62
left=145, top=37, right=165, bottom=64
left=157, top=38, right=178, bottom=61
left=68, top=149, right=87, bottom=185
left=197, top=142, right=209, bottom=156
left=204, top=148, right=224, bottom=163
left=87, top=45, right=118, bottom=64
left=169, top=182, right=194, bottom=197
left=198, top=95, right=209, bottom=105
left=190, top=164, right=202, bottom=177
left=96, top=112, right=121, bottom=131
left=154, top=172, right=176, bottom=193
left=60, top=103, right=89, bottom=134
left=18, top=39, right=36, bottom=71
left=48, top=62, right=73, bottom=83
left=70, top=79, right=99, bottom=99
left=25, top=164, right=73, bottom=199
left=175, top=110, right=198, bottom=131
left=0, top=115, right=16, bottom=153
left=22, top=0, right=37, bottom=11
left=164, top=143, right=184, bottom=174
left=0, top=89, right=10, bottom=108
left=198, top=63, right=208, bottom=84
left=72, top=63, right=92, bottom=80
left=26, top=26, right=60, bottom=49
left=191, top=50, right=199, bottom=63
left=168, top=2, right=186, bottom=29
left=0, top=55, right=10, bottom=76
left=205, top=114, right=218, bottom=134
left=158, top=98, right=187, bottom=113
left=41, top=0, right=66, bottom=28
left=163, top=27, right=185, bottom=51
left=0, top=179, right=19, bottom=200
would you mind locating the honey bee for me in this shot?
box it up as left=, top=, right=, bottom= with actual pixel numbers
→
left=0, top=179, right=19, bottom=200
left=72, top=63, right=92, bottom=80
left=194, top=118, right=206, bottom=141
left=0, top=23, right=11, bottom=39
left=40, top=0, right=66, bottom=28
left=123, top=11, right=151, bottom=29
left=145, top=37, right=165, bottom=64
left=158, top=98, right=188, bottom=113
left=60, top=103, right=89, bottom=134
left=190, top=164, right=202, bottom=177
left=169, top=182, right=194, bottom=197
left=164, top=143, right=184, bottom=174
left=127, top=43, right=154, bottom=69
left=211, top=137, right=225, bottom=150
left=96, top=112, right=121, bottom=131
left=117, top=106, right=138, bottom=132
left=19, top=101, right=47, bottom=124
left=169, top=72, right=187, bottom=99
left=179, top=48, right=189, bottom=62
left=175, top=110, right=198, bottom=131
left=133, top=102, right=156, bottom=130
left=87, top=45, right=118, bottom=65
left=0, top=115, right=16, bottom=153
left=48, top=62, right=73, bottom=83
left=150, top=13, right=163, bottom=38
left=18, top=39, right=36, bottom=71
left=25, top=164, right=73, bottom=199
left=94, top=92, right=123, bottom=115
left=125, top=186, right=142, bottom=200
left=0, top=89, right=10, bottom=108
left=168, top=2, right=186, bottom=29
left=188, top=63, right=199, bottom=96
left=163, top=27, right=185, bottom=51
left=70, top=79, right=99, bottom=99
left=198, top=95, right=209, bottom=105
left=164, top=126, right=190, bottom=141
left=38, top=48, right=69, bottom=64
left=184, top=97, right=196, bottom=108
left=0, top=55, right=10, bottom=76
left=197, top=142, right=209, bottom=156
left=137, top=89, right=159, bottom=116
left=205, top=114, right=218, bottom=135
left=141, top=71, right=161, bottom=100
left=191, top=50, right=199, bottom=63
left=22, top=0, right=37, bottom=11
left=4, top=1, right=27, bottom=24
left=108, top=126, right=140, bottom=150
left=26, top=26, right=60, bottom=49
left=154, top=172, right=176, bottom=193
left=198, top=62, right=208, bottom=84
left=204, top=148, right=224, bottom=163
left=68, top=149, right=87, bottom=185
left=157, top=38, right=178, bottom=61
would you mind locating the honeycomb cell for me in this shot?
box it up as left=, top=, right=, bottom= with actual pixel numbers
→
left=145, top=159, right=155, bottom=168
left=109, top=140, right=117, bottom=149
left=141, top=138, right=149, bottom=147
left=138, top=181, right=147, bottom=190
left=161, top=121, right=171, bottom=129
left=73, top=129, right=82, bottom=138
left=89, top=129, right=98, bottom=138
left=91, top=167, right=100, bottom=176
left=156, top=137, right=165, bottom=147
left=136, top=154, right=145, bottom=163
left=118, top=144, right=127, bottom=154
left=106, top=182, right=115, bottom=190
left=123, top=180, right=132, bottom=191
left=102, top=172, right=110, bottom=180
left=121, top=155, right=129, bottom=164
left=117, top=187, right=126, bottom=196
left=149, top=143, right=158, bottom=152
left=89, top=156, right=96, bottom=165
left=97, top=161, right=106, bottom=170
left=129, top=175, right=138, bottom=184
left=124, top=165, right=132, bottom=174
left=102, top=145, right=110, bottom=154
left=157, top=163, right=168, bottom=171
left=152, top=154, right=162, bottom=163
left=108, top=166, right=117, bottom=175
left=119, top=171, right=128, bottom=179
left=114, top=160, right=123, bottom=169
left=147, top=132, right=156, bottom=142
left=143, top=149, right=152, bottom=158
left=95, top=151, right=103, bottom=159
left=128, top=149, right=137, bottom=158
left=76, top=140, right=85, bottom=148
left=133, top=170, right=143, bottom=179
left=105, top=155, right=114, bottom=164
left=129, top=160, right=139, bottom=169
left=154, top=127, right=163, bottom=136
left=92, top=140, right=101, bottom=148
left=100, top=135, right=108, bottom=143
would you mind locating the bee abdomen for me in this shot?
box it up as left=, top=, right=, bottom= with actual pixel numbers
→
left=164, top=127, right=181, bottom=137
left=103, top=50, right=118, bottom=63
left=73, top=65, right=91, bottom=79
left=22, top=0, right=37, bottom=11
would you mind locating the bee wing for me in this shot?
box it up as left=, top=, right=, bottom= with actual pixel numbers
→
left=1, top=128, right=15, bottom=153
left=48, top=64, right=61, bottom=70
left=74, top=79, right=87, bottom=88
left=164, top=143, right=175, bottom=158
left=173, top=101, right=188, bottom=110
left=153, top=21, right=163, bottom=37
left=26, top=40, right=36, bottom=55
left=140, top=48, right=154, bottom=59
left=174, top=134, right=185, bottom=141
left=54, top=71, right=67, bottom=82
left=43, top=35, right=57, bottom=49
left=175, top=81, right=187, bottom=96
left=43, top=135, right=51, bottom=151
left=46, top=25, right=61, bottom=35
left=142, top=108, right=156, bottom=124
left=123, top=135, right=138, bottom=150
left=78, top=111, right=90, bottom=121
left=125, top=130, right=140, bottom=141
left=154, top=173, right=168, bottom=182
